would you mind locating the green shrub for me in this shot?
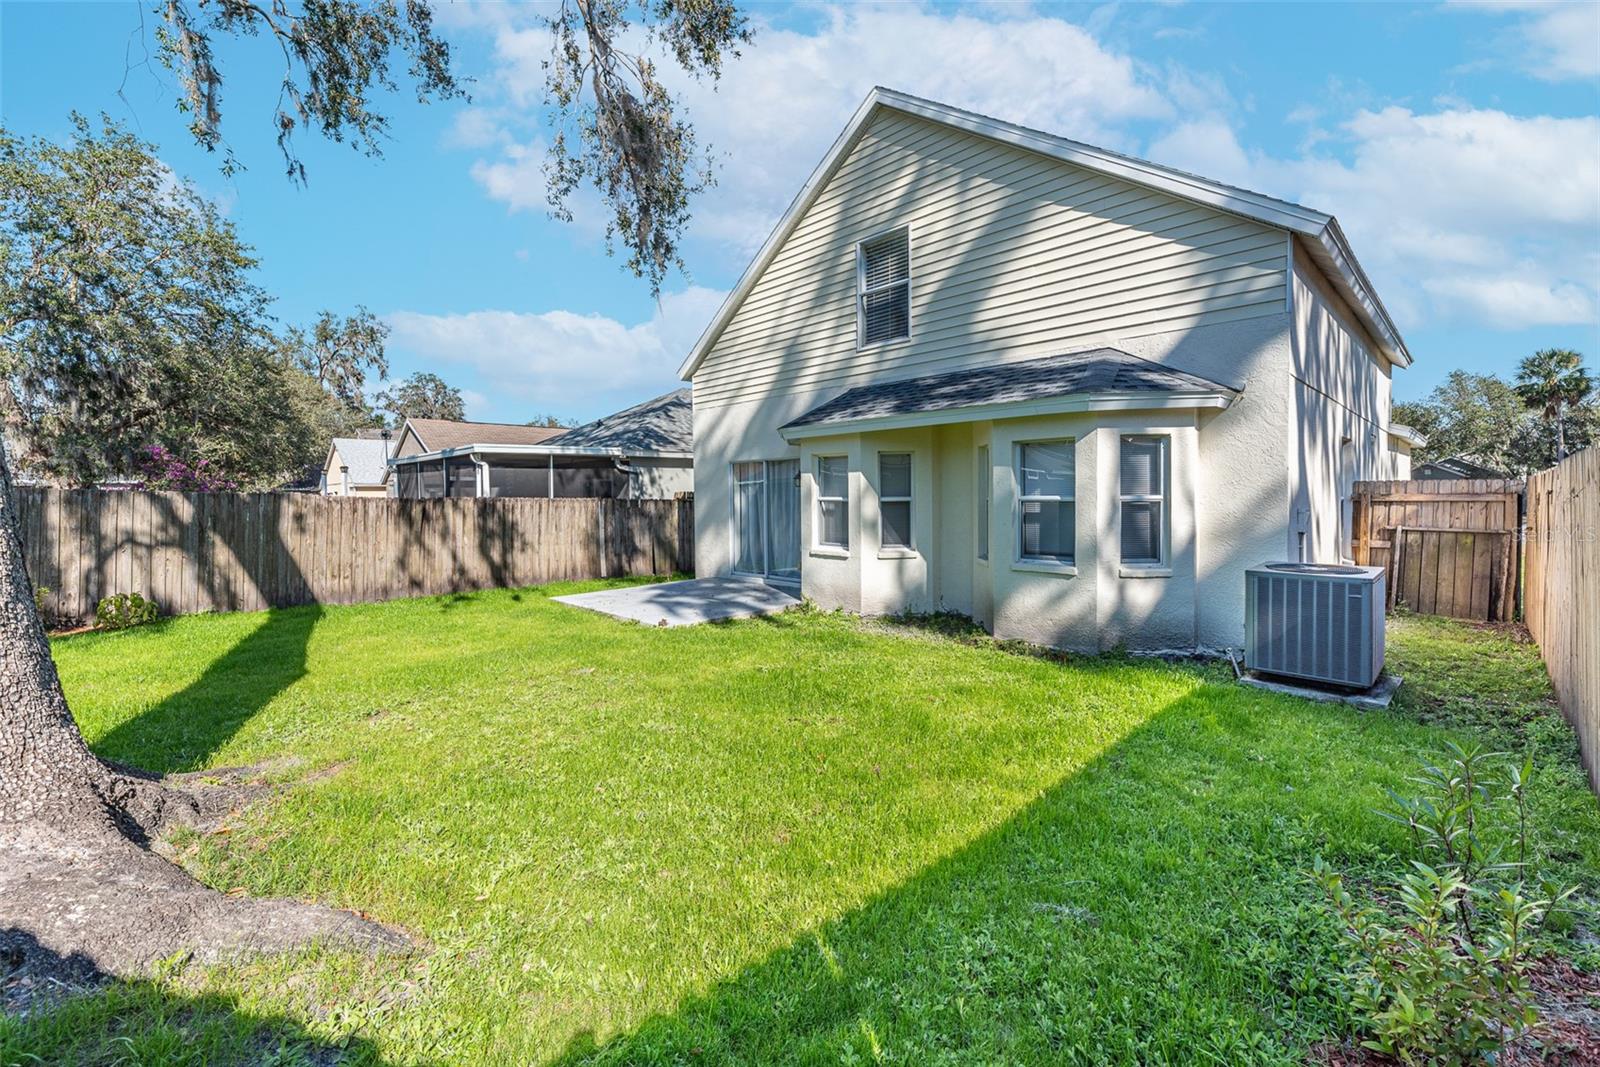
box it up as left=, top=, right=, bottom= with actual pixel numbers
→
left=1314, top=741, right=1577, bottom=1065
left=95, top=592, right=160, bottom=630
left=32, top=584, right=50, bottom=616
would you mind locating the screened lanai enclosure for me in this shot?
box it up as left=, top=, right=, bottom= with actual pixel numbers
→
left=387, top=389, right=695, bottom=502
left=393, top=454, right=639, bottom=499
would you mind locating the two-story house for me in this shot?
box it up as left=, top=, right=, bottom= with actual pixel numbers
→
left=682, top=89, right=1418, bottom=652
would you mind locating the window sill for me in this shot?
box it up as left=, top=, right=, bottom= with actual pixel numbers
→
left=1120, top=565, right=1172, bottom=579
left=856, top=335, right=911, bottom=354
left=1012, top=558, right=1077, bottom=577
left=877, top=547, right=918, bottom=560
left=810, top=546, right=850, bottom=560
left=976, top=557, right=991, bottom=568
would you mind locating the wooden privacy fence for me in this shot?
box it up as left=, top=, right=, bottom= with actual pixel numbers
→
left=1352, top=478, right=1523, bottom=622
left=14, top=488, right=694, bottom=622
left=1523, top=448, right=1600, bottom=792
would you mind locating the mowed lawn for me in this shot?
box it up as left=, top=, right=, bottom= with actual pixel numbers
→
left=5, top=581, right=1598, bottom=1065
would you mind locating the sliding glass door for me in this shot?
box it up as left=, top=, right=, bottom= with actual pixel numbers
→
left=733, top=459, right=800, bottom=583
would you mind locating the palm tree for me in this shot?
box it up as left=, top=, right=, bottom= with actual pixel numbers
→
left=1515, top=348, right=1593, bottom=463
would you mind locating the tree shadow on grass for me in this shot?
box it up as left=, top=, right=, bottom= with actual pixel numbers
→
left=1, top=929, right=418, bottom=1066
left=546, top=680, right=1404, bottom=1066
left=92, top=604, right=324, bottom=774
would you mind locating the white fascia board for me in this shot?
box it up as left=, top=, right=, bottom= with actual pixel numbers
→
left=1314, top=220, right=1411, bottom=368
left=388, top=444, right=693, bottom=467
left=778, top=389, right=1235, bottom=442
left=677, top=90, right=881, bottom=381
left=679, top=87, right=1412, bottom=383
left=1388, top=423, right=1427, bottom=448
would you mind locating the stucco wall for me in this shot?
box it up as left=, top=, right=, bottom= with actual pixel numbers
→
left=694, top=313, right=1295, bottom=651
left=1288, top=244, right=1408, bottom=563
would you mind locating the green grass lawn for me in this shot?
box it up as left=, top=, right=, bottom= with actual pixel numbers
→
left=4, top=583, right=1597, bottom=1065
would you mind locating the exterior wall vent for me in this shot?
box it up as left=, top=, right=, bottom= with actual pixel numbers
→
left=1244, top=562, right=1386, bottom=689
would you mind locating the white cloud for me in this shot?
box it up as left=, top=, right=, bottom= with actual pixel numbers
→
left=469, top=4, right=1176, bottom=256
left=1149, top=107, right=1600, bottom=331
left=1454, top=1, right=1600, bottom=81
left=385, top=286, right=728, bottom=417
left=444, top=2, right=1598, bottom=353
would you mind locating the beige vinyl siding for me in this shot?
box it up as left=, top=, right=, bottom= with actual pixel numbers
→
left=695, top=110, right=1289, bottom=407
left=393, top=427, right=429, bottom=459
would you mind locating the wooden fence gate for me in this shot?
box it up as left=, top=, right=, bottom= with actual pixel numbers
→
left=1351, top=478, right=1523, bottom=621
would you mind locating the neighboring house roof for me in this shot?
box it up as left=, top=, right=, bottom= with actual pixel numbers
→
left=1415, top=455, right=1509, bottom=480
left=326, top=437, right=394, bottom=486
left=403, top=419, right=567, bottom=452
left=680, top=87, right=1411, bottom=382
left=545, top=389, right=692, bottom=454
left=780, top=349, right=1237, bottom=439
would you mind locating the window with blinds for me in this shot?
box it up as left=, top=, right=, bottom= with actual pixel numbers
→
left=1017, top=440, right=1074, bottom=563
left=878, top=452, right=912, bottom=549
left=816, top=455, right=849, bottom=549
left=1120, top=435, right=1168, bottom=565
left=857, top=227, right=910, bottom=346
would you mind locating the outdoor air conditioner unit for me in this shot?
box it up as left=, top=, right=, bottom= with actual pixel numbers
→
left=1244, top=562, right=1386, bottom=689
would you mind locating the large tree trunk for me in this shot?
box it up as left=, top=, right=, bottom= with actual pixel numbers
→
left=0, top=456, right=404, bottom=983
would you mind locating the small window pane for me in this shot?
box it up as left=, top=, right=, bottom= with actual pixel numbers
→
left=1021, top=500, right=1074, bottom=560
left=1121, top=502, right=1162, bottom=563
left=861, top=230, right=909, bottom=288
left=1121, top=438, right=1162, bottom=497
left=1020, top=442, right=1073, bottom=498
left=861, top=285, right=909, bottom=345
left=819, top=500, right=849, bottom=548
left=879, top=453, right=911, bottom=499
left=818, top=456, right=848, bottom=500
left=977, top=445, right=990, bottom=561
left=882, top=501, right=912, bottom=548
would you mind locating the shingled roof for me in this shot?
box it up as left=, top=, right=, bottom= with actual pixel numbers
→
left=781, top=349, right=1237, bottom=433
left=546, top=389, right=692, bottom=454
left=405, top=419, right=567, bottom=452
left=327, top=437, right=393, bottom=486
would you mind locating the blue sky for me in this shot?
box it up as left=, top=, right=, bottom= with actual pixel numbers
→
left=3, top=1, right=1597, bottom=422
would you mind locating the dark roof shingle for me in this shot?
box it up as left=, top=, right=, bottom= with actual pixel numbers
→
left=546, top=389, right=692, bottom=453
left=782, top=349, right=1236, bottom=431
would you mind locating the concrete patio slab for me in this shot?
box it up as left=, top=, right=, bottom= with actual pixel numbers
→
left=553, top=576, right=800, bottom=628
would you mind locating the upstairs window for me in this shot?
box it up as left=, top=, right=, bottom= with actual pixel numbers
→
left=858, top=227, right=910, bottom=347
left=1017, top=440, right=1075, bottom=564
left=1120, top=435, right=1168, bottom=565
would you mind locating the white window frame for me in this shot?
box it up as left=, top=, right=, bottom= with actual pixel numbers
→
left=1119, top=434, right=1169, bottom=570
left=976, top=444, right=990, bottom=563
left=1015, top=438, right=1076, bottom=569
left=815, top=455, right=850, bottom=553
left=856, top=225, right=911, bottom=350
left=877, top=451, right=914, bottom=555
